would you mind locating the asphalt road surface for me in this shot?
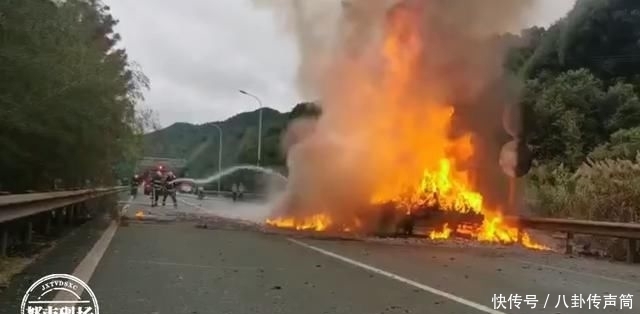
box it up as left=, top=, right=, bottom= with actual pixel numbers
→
left=3, top=194, right=640, bottom=314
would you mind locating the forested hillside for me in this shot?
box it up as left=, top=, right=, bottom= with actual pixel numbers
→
left=142, top=103, right=320, bottom=180
left=509, top=0, right=640, bottom=222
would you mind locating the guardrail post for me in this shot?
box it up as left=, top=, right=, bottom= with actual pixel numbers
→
left=82, top=200, right=91, bottom=219
left=24, top=219, right=33, bottom=245
left=42, top=211, right=52, bottom=235
left=78, top=201, right=87, bottom=220
left=626, top=239, right=639, bottom=263
left=66, top=204, right=75, bottom=225
left=1, top=225, right=8, bottom=257
left=565, top=232, right=573, bottom=255
left=55, top=208, right=64, bottom=228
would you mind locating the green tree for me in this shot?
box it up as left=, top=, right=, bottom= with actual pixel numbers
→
left=588, top=127, right=640, bottom=160
left=601, top=83, right=640, bottom=132
left=289, top=101, right=321, bottom=120
left=523, top=0, right=640, bottom=81
left=524, top=69, right=602, bottom=166
left=523, top=68, right=640, bottom=167
left=504, top=26, right=546, bottom=74
left=0, top=0, right=149, bottom=191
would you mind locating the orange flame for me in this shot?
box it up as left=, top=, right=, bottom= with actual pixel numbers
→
left=429, top=223, right=452, bottom=240
left=266, top=214, right=332, bottom=232
left=135, top=210, right=144, bottom=219
left=265, top=2, right=549, bottom=251
left=427, top=214, right=550, bottom=250
left=364, top=4, right=547, bottom=250
left=521, top=233, right=551, bottom=251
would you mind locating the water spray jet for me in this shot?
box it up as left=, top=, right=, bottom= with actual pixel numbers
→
left=172, top=164, right=288, bottom=186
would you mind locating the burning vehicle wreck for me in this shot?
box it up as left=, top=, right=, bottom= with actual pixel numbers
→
left=263, top=0, right=547, bottom=250
left=266, top=158, right=547, bottom=250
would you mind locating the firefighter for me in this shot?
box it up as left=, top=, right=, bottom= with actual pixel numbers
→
left=238, top=182, right=245, bottom=200
left=162, top=171, right=178, bottom=208
left=231, top=183, right=238, bottom=202
left=130, top=174, right=140, bottom=198
left=197, top=186, right=205, bottom=200
left=151, top=170, right=163, bottom=207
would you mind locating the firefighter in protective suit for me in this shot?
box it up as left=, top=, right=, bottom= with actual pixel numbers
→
left=130, top=174, right=140, bottom=198
left=151, top=170, right=163, bottom=207
left=197, top=186, right=205, bottom=200
left=163, top=172, right=178, bottom=208
left=231, top=183, right=238, bottom=202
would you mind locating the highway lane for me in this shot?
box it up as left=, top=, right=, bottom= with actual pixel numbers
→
left=85, top=196, right=639, bottom=314
left=124, top=193, right=272, bottom=222
left=179, top=193, right=272, bottom=222
left=299, top=238, right=640, bottom=313
left=2, top=193, right=636, bottom=313
left=0, top=192, right=132, bottom=312
left=90, top=223, right=486, bottom=314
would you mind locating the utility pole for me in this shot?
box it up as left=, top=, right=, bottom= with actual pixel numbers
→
left=239, top=89, right=263, bottom=166
left=211, top=123, right=223, bottom=193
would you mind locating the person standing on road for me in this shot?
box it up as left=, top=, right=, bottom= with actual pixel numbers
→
left=130, top=174, right=140, bottom=198
left=162, top=171, right=178, bottom=208
left=238, top=182, right=245, bottom=200
left=151, top=170, right=163, bottom=207
left=197, top=186, right=205, bottom=200
left=231, top=183, right=238, bottom=202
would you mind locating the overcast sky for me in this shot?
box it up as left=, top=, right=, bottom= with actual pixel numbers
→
left=104, top=0, right=576, bottom=127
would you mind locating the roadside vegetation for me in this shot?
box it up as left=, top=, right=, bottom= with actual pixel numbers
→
left=513, top=0, right=640, bottom=223
left=0, top=0, right=154, bottom=192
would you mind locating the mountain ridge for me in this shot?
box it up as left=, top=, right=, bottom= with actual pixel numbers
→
left=142, top=103, right=320, bottom=186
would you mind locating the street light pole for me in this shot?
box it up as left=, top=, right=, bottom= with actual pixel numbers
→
left=211, top=123, right=223, bottom=194
left=239, top=90, right=263, bottom=166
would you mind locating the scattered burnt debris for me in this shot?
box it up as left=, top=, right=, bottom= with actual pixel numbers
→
left=373, top=201, right=484, bottom=238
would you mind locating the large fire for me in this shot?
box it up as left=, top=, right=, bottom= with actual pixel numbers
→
left=265, top=1, right=548, bottom=250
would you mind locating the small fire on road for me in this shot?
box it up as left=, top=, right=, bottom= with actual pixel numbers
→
left=428, top=215, right=550, bottom=251
left=135, top=210, right=145, bottom=219
left=266, top=214, right=332, bottom=232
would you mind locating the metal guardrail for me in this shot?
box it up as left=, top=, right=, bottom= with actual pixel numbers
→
left=507, top=216, right=640, bottom=263
left=0, top=186, right=126, bottom=256
left=0, top=187, right=127, bottom=223
left=509, top=216, right=640, bottom=239
left=7, top=187, right=635, bottom=262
